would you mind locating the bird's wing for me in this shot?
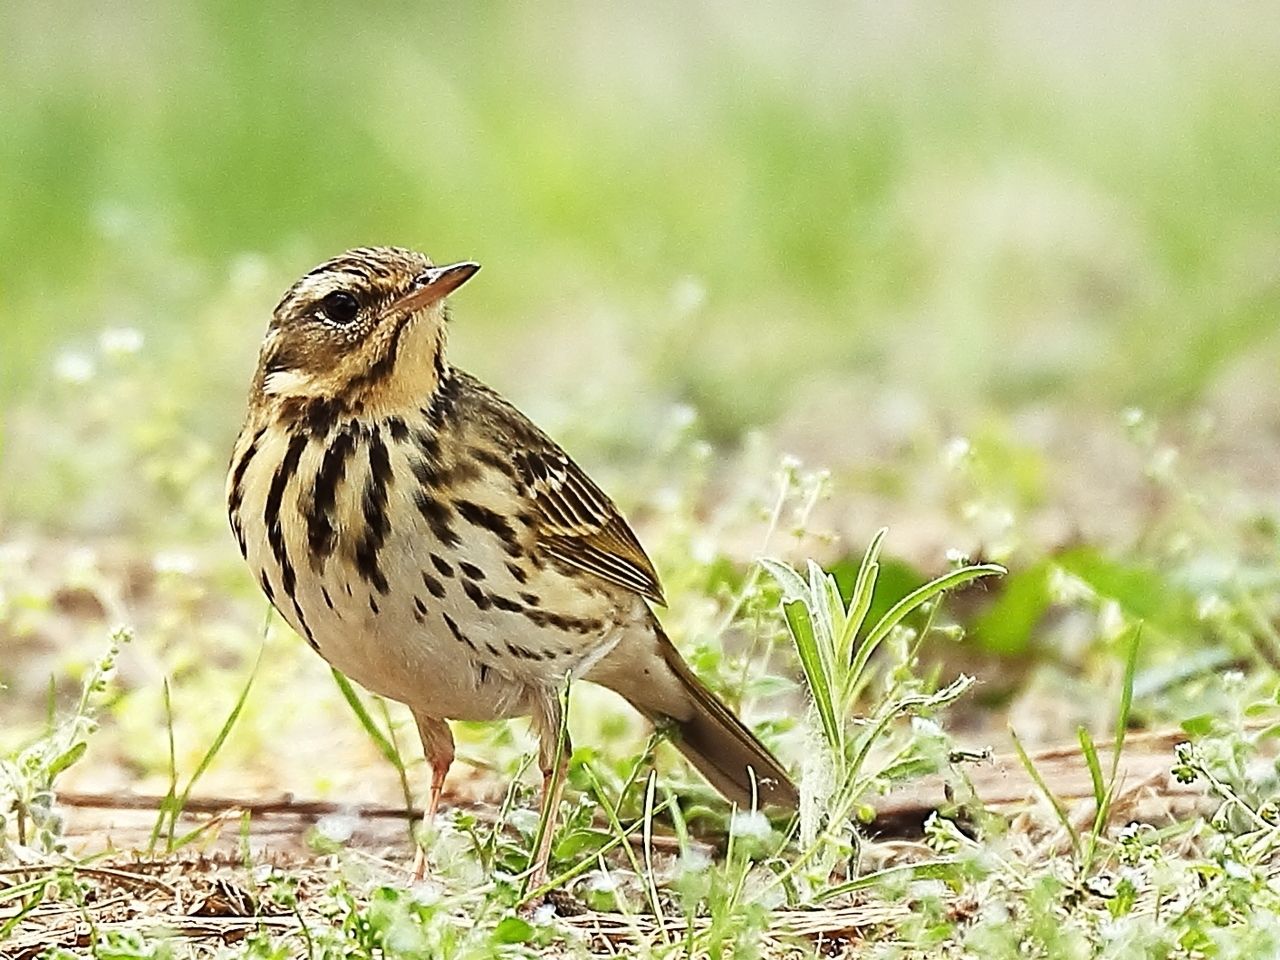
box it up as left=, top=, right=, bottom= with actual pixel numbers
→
left=515, top=447, right=666, bottom=605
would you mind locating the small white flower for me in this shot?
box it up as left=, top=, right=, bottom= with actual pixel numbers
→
left=54, top=351, right=95, bottom=384
left=66, top=546, right=99, bottom=578
left=153, top=551, right=198, bottom=576
left=653, top=486, right=682, bottom=512
left=230, top=253, right=271, bottom=289
left=678, top=848, right=711, bottom=876
left=1116, top=823, right=1145, bottom=842
left=1122, top=407, right=1145, bottom=428
left=99, top=327, right=144, bottom=356
left=671, top=277, right=706, bottom=315
left=1149, top=445, right=1178, bottom=480
left=1098, top=600, right=1126, bottom=640
left=1224, top=859, right=1252, bottom=881
left=1048, top=567, right=1095, bottom=604
left=315, top=810, right=356, bottom=843
left=0, top=542, right=31, bottom=566
left=729, top=809, right=772, bottom=842
left=943, top=436, right=971, bottom=467
left=508, top=807, right=541, bottom=835
left=690, top=535, right=717, bottom=565
left=669, top=404, right=697, bottom=431
left=586, top=870, right=619, bottom=892
left=1196, top=593, right=1227, bottom=621
left=409, top=877, right=443, bottom=904
left=910, top=716, right=943, bottom=737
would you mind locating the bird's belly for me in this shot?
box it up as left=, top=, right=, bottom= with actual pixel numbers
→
left=301, top=536, right=627, bottom=719
left=232, top=422, right=635, bottom=721
left=309, top=593, right=528, bottom=720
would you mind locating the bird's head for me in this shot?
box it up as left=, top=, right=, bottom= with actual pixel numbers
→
left=252, top=246, right=479, bottom=413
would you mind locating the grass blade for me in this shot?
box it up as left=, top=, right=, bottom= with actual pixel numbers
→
left=571, top=762, right=653, bottom=910
left=1011, top=726, right=1080, bottom=860
left=148, top=679, right=179, bottom=853
left=1078, top=726, right=1106, bottom=811
left=1078, top=725, right=1108, bottom=869
left=171, top=654, right=260, bottom=848
left=331, top=668, right=407, bottom=775
left=1110, top=623, right=1142, bottom=785
left=376, top=696, right=415, bottom=828
left=782, top=598, right=841, bottom=757
left=1084, top=622, right=1143, bottom=867
left=640, top=772, right=669, bottom=943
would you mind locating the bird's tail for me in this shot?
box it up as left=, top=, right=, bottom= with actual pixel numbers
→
left=596, top=625, right=798, bottom=810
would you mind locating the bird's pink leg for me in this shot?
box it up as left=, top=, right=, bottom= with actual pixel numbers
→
left=411, top=713, right=455, bottom=881
left=527, top=692, right=571, bottom=892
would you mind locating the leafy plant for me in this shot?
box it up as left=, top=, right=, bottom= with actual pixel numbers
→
left=761, top=531, right=1004, bottom=898
left=1, top=629, right=127, bottom=859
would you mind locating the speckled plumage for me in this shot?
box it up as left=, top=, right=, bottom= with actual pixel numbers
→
left=227, top=246, right=795, bottom=877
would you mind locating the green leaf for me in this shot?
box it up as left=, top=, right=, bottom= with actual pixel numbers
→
left=969, top=560, right=1052, bottom=656
left=807, top=558, right=842, bottom=649
left=493, top=915, right=535, bottom=943
left=554, top=828, right=611, bottom=860
left=782, top=598, right=841, bottom=757
left=835, top=528, right=888, bottom=664
left=45, top=741, right=87, bottom=779
left=848, top=564, right=1004, bottom=702
left=816, top=858, right=965, bottom=903
left=864, top=564, right=1006, bottom=651
left=759, top=557, right=809, bottom=605
left=805, top=559, right=841, bottom=695
left=848, top=675, right=975, bottom=782
left=1060, top=550, right=1186, bottom=625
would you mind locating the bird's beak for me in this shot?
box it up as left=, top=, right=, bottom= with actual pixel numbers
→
left=393, top=261, right=481, bottom=313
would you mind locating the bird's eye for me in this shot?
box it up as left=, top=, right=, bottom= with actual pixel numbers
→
left=319, top=290, right=360, bottom=325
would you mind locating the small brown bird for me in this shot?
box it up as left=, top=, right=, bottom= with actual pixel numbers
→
left=226, top=246, right=796, bottom=879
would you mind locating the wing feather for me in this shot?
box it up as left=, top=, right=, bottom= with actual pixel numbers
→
left=517, top=448, right=665, bottom=605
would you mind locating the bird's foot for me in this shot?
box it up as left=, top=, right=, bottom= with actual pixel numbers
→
left=409, top=844, right=429, bottom=882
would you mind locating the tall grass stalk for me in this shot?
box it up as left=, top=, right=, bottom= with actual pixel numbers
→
left=150, top=651, right=260, bottom=853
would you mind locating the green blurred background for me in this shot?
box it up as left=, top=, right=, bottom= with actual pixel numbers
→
left=2, top=0, right=1278, bottom=513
